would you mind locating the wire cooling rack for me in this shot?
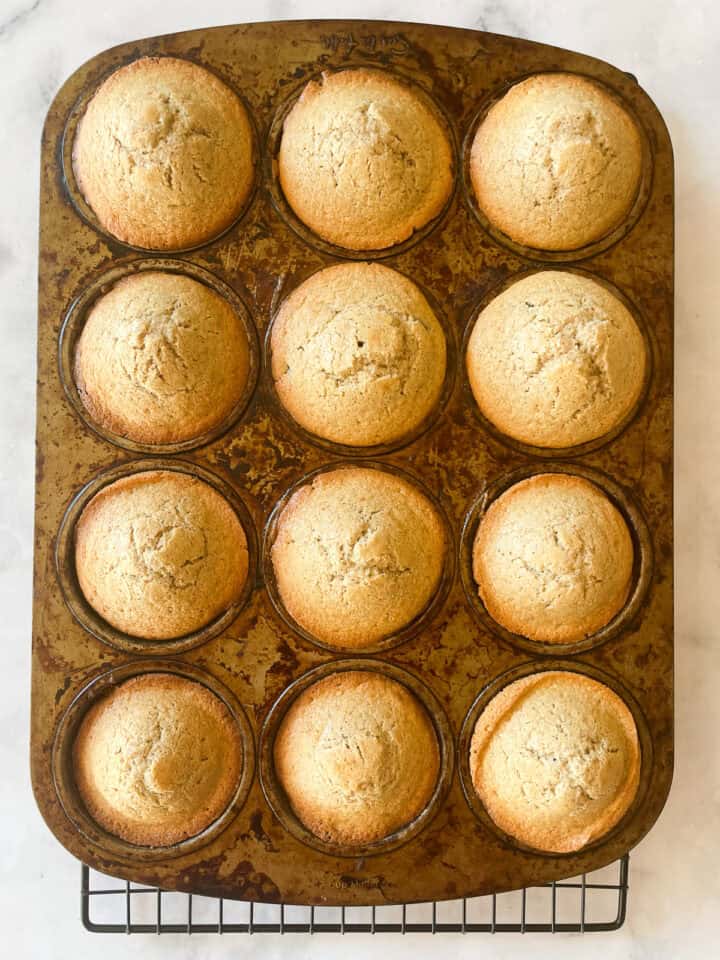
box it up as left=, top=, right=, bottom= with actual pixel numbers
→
left=81, top=855, right=629, bottom=934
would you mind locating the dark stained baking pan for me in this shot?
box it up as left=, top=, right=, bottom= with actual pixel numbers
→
left=31, top=19, right=673, bottom=906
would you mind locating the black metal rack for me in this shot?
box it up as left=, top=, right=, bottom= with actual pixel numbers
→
left=81, top=855, right=629, bottom=934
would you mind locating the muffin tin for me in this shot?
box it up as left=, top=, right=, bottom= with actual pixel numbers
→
left=31, top=20, right=673, bottom=906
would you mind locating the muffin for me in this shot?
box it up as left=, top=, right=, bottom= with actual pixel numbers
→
left=75, top=271, right=251, bottom=445
left=469, top=73, right=643, bottom=250
left=75, top=470, right=248, bottom=640
left=472, top=474, right=633, bottom=643
left=73, top=674, right=242, bottom=846
left=270, top=467, right=446, bottom=649
left=271, top=263, right=446, bottom=447
left=469, top=671, right=641, bottom=853
left=278, top=69, right=453, bottom=250
left=73, top=57, right=255, bottom=249
left=274, top=671, right=439, bottom=845
left=466, top=271, right=646, bottom=448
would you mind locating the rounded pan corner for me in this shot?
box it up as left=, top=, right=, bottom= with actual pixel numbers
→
left=40, top=41, right=136, bottom=142
left=39, top=25, right=216, bottom=153
left=481, top=31, right=675, bottom=164
left=629, top=81, right=676, bottom=165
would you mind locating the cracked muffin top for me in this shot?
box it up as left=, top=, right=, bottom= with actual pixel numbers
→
left=75, top=271, right=252, bottom=446
left=469, top=73, right=643, bottom=251
left=469, top=671, right=640, bottom=853
left=270, top=467, right=446, bottom=649
left=73, top=56, right=254, bottom=249
left=271, top=262, right=446, bottom=447
left=466, top=271, right=646, bottom=449
left=274, top=671, right=439, bottom=845
left=73, top=673, right=242, bottom=846
left=472, top=474, right=634, bottom=644
left=74, top=470, right=249, bottom=640
left=277, top=69, right=454, bottom=250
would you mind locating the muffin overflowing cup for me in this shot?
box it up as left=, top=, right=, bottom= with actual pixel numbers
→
left=32, top=21, right=673, bottom=905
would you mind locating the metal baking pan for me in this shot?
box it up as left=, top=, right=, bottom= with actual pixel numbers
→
left=31, top=19, right=673, bottom=906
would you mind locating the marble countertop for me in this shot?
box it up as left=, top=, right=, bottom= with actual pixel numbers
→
left=2, top=0, right=717, bottom=956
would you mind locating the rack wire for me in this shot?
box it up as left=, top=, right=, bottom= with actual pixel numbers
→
left=81, top=855, right=628, bottom=934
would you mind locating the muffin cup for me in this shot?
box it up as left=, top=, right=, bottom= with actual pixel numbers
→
left=461, top=71, right=654, bottom=263
left=258, top=658, right=454, bottom=858
left=459, top=462, right=653, bottom=657
left=51, top=658, right=256, bottom=862
left=460, top=266, right=654, bottom=459
left=265, top=64, right=459, bottom=261
left=58, top=259, right=260, bottom=454
left=262, top=459, right=456, bottom=655
left=263, top=263, right=458, bottom=457
left=457, top=659, right=653, bottom=857
left=62, top=55, right=261, bottom=255
left=55, top=458, right=258, bottom=656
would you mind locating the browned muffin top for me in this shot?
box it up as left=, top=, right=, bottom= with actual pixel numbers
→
left=278, top=68, right=453, bottom=250
left=271, top=262, right=446, bottom=447
left=73, top=674, right=242, bottom=846
left=274, top=671, right=439, bottom=845
left=75, top=470, right=248, bottom=640
left=75, top=271, right=251, bottom=445
left=470, top=671, right=641, bottom=852
left=73, top=57, right=254, bottom=249
left=470, top=73, right=643, bottom=250
left=473, top=474, right=634, bottom=644
left=270, top=467, right=446, bottom=649
left=466, top=270, right=646, bottom=448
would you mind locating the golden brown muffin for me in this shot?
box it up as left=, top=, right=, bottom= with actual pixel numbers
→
left=75, top=271, right=251, bottom=445
left=469, top=671, right=641, bottom=853
left=73, top=674, right=242, bottom=846
left=278, top=68, right=453, bottom=250
left=75, top=470, right=248, bottom=640
left=472, top=474, right=633, bottom=644
left=274, top=671, right=439, bottom=845
left=270, top=467, right=446, bottom=649
left=73, top=57, right=254, bottom=249
left=466, top=271, right=646, bottom=448
left=271, top=263, right=446, bottom=447
left=469, top=73, right=643, bottom=251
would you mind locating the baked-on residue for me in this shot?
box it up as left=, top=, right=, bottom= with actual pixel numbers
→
left=470, top=671, right=641, bottom=853
left=73, top=673, right=243, bottom=846
left=274, top=671, right=440, bottom=845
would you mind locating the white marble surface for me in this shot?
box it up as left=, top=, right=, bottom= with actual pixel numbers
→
left=2, top=0, right=718, bottom=956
